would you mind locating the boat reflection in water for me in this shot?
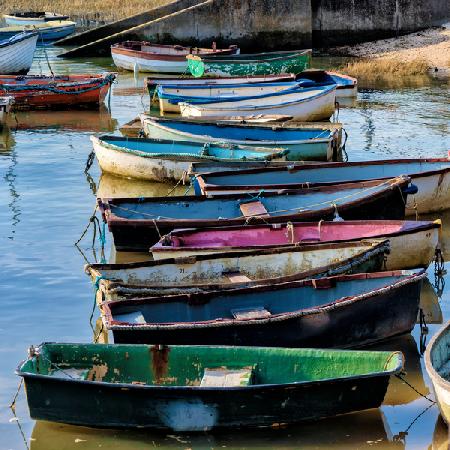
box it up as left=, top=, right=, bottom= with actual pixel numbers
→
left=8, top=107, right=117, bottom=133
left=432, top=415, right=449, bottom=450
left=419, top=278, right=443, bottom=325
left=30, top=408, right=403, bottom=450
left=0, top=125, right=15, bottom=153
left=97, top=173, right=188, bottom=199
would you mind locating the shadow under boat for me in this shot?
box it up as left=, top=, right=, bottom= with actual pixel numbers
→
left=30, top=408, right=403, bottom=450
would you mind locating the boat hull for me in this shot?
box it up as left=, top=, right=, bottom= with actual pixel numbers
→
left=0, top=33, right=38, bottom=75
left=151, top=221, right=439, bottom=271
left=107, top=271, right=424, bottom=348
left=179, top=86, right=336, bottom=121
left=425, top=321, right=450, bottom=424
left=100, top=179, right=410, bottom=251
left=0, top=74, right=114, bottom=109
left=141, top=116, right=337, bottom=161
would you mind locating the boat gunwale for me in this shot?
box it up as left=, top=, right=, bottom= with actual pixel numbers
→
left=101, top=270, right=426, bottom=330
left=150, top=219, right=441, bottom=253
left=16, top=343, right=404, bottom=390
left=201, top=49, right=311, bottom=64
left=99, top=177, right=410, bottom=227
left=0, top=31, right=38, bottom=48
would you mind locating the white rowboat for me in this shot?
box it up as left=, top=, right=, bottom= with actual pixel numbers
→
left=0, top=32, right=38, bottom=75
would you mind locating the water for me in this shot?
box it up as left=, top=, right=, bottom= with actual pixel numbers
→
left=0, top=45, right=449, bottom=449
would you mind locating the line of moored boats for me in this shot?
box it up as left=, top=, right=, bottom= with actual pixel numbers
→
left=7, top=11, right=450, bottom=434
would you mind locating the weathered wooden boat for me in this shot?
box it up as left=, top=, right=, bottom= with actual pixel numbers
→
left=102, top=269, right=425, bottom=348
left=140, top=115, right=342, bottom=162
left=87, top=239, right=389, bottom=301
left=188, top=49, right=311, bottom=76
left=425, top=321, right=450, bottom=424
left=157, top=81, right=304, bottom=114
left=91, top=135, right=288, bottom=182
left=193, top=158, right=450, bottom=214
left=151, top=219, right=440, bottom=270
left=98, top=177, right=413, bottom=251
left=0, top=73, right=116, bottom=109
left=179, top=85, right=336, bottom=121
left=0, top=96, right=13, bottom=124
left=0, top=32, right=38, bottom=75
left=0, top=20, right=76, bottom=41
left=3, top=12, right=69, bottom=25
left=16, top=342, right=403, bottom=430
left=111, top=41, right=239, bottom=73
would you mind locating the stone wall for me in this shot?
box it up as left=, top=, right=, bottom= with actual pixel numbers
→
left=312, top=0, right=450, bottom=46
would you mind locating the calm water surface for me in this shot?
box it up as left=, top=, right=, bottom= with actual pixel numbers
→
left=0, top=46, right=449, bottom=449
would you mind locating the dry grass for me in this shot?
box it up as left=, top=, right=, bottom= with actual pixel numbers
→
left=342, top=57, right=431, bottom=79
left=0, top=0, right=172, bottom=22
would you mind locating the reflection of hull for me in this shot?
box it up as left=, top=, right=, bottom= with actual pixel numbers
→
left=433, top=415, right=448, bottom=450
left=97, top=172, right=187, bottom=198
left=419, top=278, right=442, bottom=324
left=9, top=108, right=117, bottom=132
left=31, top=408, right=403, bottom=450
left=366, top=334, right=429, bottom=405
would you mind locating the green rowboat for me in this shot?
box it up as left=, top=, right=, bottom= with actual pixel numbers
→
left=188, top=49, right=312, bottom=77
left=17, top=343, right=402, bottom=431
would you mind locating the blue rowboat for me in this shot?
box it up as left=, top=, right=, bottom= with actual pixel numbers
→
left=90, top=135, right=288, bottom=182
left=193, top=158, right=450, bottom=214
left=102, top=269, right=426, bottom=348
left=156, top=80, right=305, bottom=114
left=98, top=176, right=413, bottom=251
left=0, top=21, right=76, bottom=41
left=140, top=115, right=342, bottom=162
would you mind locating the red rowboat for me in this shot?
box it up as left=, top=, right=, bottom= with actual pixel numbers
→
left=151, top=220, right=441, bottom=270
left=0, top=73, right=116, bottom=109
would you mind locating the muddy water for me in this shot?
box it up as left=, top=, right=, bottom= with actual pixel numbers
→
left=0, top=46, right=449, bottom=449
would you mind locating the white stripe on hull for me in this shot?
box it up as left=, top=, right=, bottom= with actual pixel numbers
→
left=152, top=227, right=438, bottom=270
left=0, top=34, right=38, bottom=74
left=111, top=52, right=187, bottom=73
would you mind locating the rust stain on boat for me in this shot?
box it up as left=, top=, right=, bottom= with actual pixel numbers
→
left=151, top=345, right=170, bottom=384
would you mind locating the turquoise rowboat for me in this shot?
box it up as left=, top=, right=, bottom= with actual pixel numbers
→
left=140, top=115, right=342, bottom=162
left=90, top=135, right=288, bottom=182
left=17, top=343, right=403, bottom=430
left=189, top=49, right=312, bottom=76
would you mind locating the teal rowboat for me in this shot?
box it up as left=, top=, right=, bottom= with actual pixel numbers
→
left=17, top=343, right=402, bottom=430
left=188, top=49, right=312, bottom=76
left=140, top=115, right=342, bottom=162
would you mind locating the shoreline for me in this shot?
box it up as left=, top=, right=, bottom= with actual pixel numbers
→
left=332, top=25, right=450, bottom=75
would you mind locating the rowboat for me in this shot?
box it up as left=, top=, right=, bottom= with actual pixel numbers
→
left=146, top=73, right=296, bottom=93
left=193, top=158, right=450, bottom=214
left=0, top=73, right=116, bottom=109
left=111, top=41, right=239, bottom=73
left=98, top=177, right=412, bottom=251
left=91, top=135, right=288, bottom=182
left=425, top=321, right=450, bottom=424
left=0, top=21, right=76, bottom=41
left=188, top=49, right=311, bottom=76
left=179, top=85, right=336, bottom=121
left=0, top=96, right=14, bottom=125
left=86, top=239, right=389, bottom=301
left=140, top=115, right=342, bottom=161
left=102, top=269, right=425, bottom=348
left=16, top=343, right=403, bottom=430
left=157, top=81, right=304, bottom=114
left=0, top=32, right=38, bottom=75
left=4, top=12, right=69, bottom=25
left=151, top=219, right=440, bottom=270
left=146, top=71, right=356, bottom=99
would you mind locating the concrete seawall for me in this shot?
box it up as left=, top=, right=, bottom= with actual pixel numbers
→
left=59, top=0, right=450, bottom=57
